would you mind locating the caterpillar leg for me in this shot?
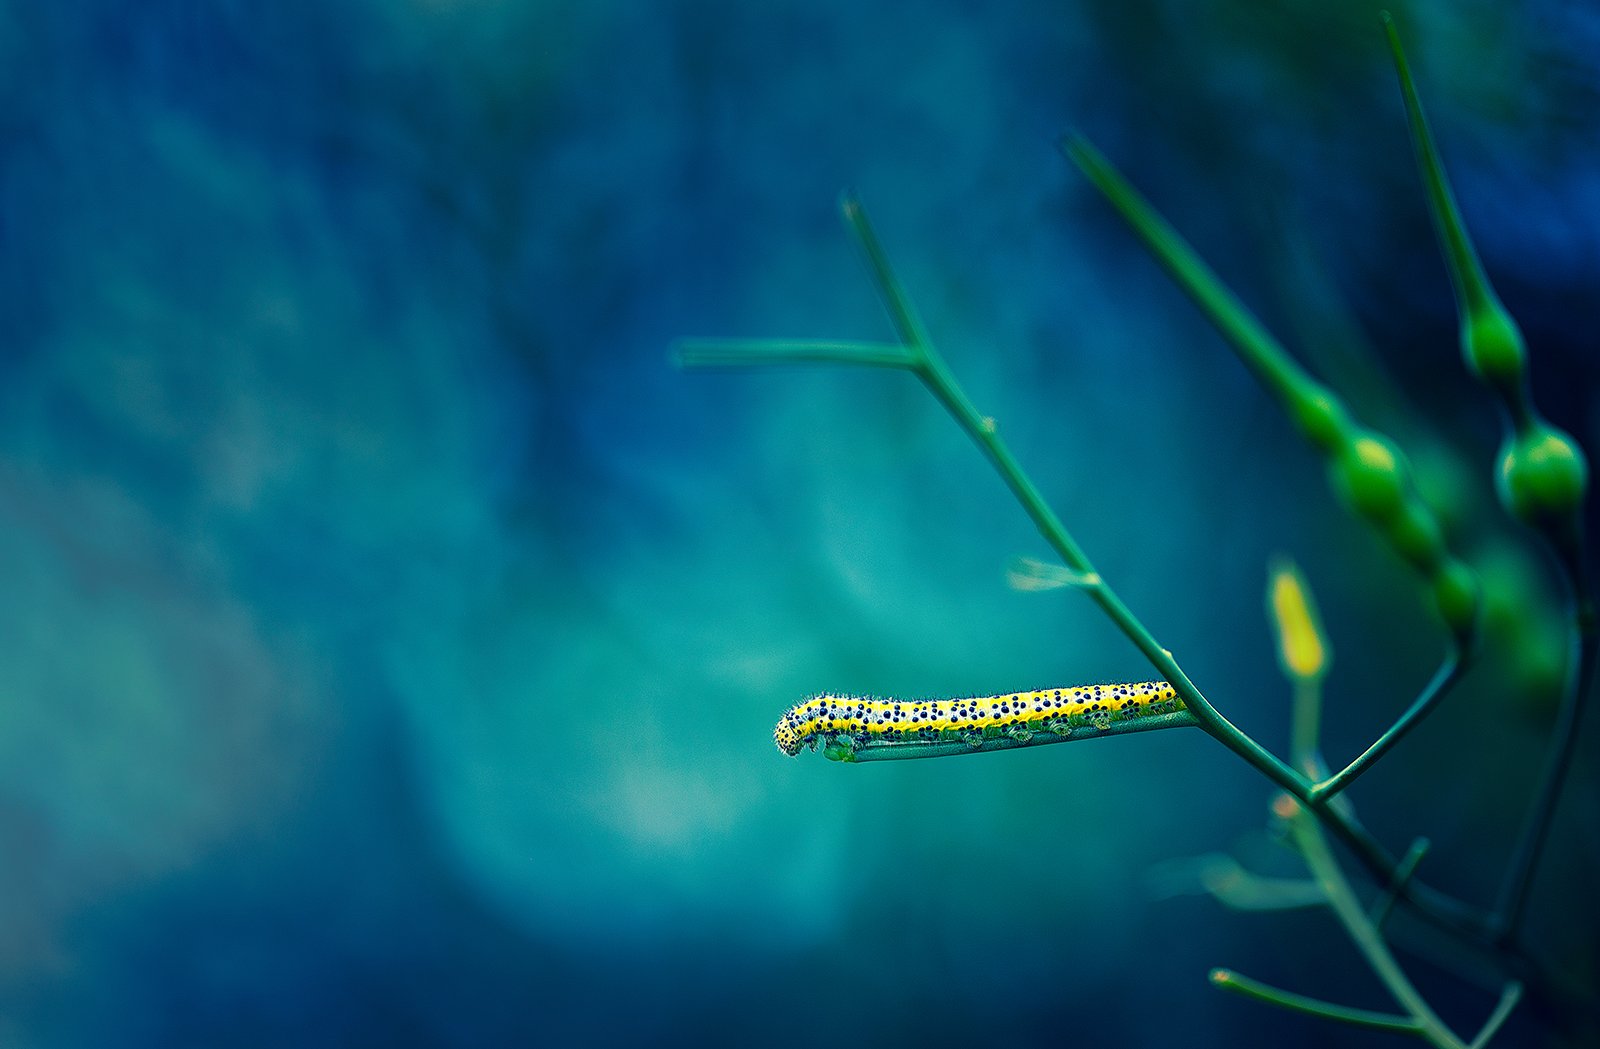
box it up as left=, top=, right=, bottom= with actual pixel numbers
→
left=821, top=733, right=861, bottom=762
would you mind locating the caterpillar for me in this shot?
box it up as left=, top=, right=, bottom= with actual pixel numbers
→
left=774, top=680, right=1195, bottom=762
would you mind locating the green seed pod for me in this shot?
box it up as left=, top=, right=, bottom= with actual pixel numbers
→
left=1385, top=501, right=1446, bottom=571
left=1290, top=388, right=1354, bottom=453
left=1497, top=424, right=1589, bottom=524
left=1429, top=558, right=1481, bottom=641
left=1461, top=307, right=1527, bottom=398
left=1331, top=432, right=1408, bottom=524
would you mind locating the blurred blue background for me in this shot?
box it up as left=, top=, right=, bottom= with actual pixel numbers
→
left=2, top=1, right=1597, bottom=1046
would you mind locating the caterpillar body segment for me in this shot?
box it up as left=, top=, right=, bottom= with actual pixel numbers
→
left=774, top=680, right=1194, bottom=762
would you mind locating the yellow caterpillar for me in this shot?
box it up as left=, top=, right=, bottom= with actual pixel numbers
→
left=775, top=680, right=1192, bottom=762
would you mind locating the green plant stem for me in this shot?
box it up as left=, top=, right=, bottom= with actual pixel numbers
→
left=1287, top=680, right=1464, bottom=1045
left=1382, top=13, right=1495, bottom=325
left=1290, top=801, right=1473, bottom=1048
left=1280, top=651, right=1530, bottom=949
left=1313, top=652, right=1466, bottom=800
left=1209, top=968, right=1422, bottom=1034
left=837, top=195, right=1314, bottom=799
left=1382, top=11, right=1533, bottom=426
left=1289, top=677, right=1323, bottom=775
left=1289, top=675, right=1521, bottom=1047
left=841, top=709, right=1199, bottom=761
left=1318, top=806, right=1492, bottom=941
left=1492, top=585, right=1598, bottom=940
left=1371, top=837, right=1432, bottom=930
left=1062, top=135, right=1336, bottom=435
left=672, top=338, right=916, bottom=370
left=1470, top=982, right=1525, bottom=1049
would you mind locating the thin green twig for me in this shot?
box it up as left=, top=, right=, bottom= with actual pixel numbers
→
left=1492, top=587, right=1597, bottom=941
left=1313, top=653, right=1466, bottom=800
left=671, top=338, right=917, bottom=370
left=835, top=195, right=1314, bottom=800
left=1371, top=837, right=1432, bottom=930
left=1061, top=135, right=1342, bottom=446
left=1289, top=799, right=1473, bottom=1048
left=841, top=709, right=1200, bottom=762
left=1287, top=672, right=1476, bottom=1047
left=1209, top=968, right=1422, bottom=1034
left=1469, top=982, right=1525, bottom=1049
left=1382, top=13, right=1496, bottom=325
left=1382, top=10, right=1531, bottom=423
left=1281, top=616, right=1520, bottom=1047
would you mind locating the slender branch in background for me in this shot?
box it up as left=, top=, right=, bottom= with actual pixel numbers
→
left=1288, top=794, right=1481, bottom=1049
left=1268, top=562, right=1519, bottom=1047
left=1209, top=969, right=1421, bottom=1035
left=1470, top=983, right=1526, bottom=1049
left=1380, top=11, right=1529, bottom=426
left=1298, top=785, right=1525, bottom=1049
left=1062, top=131, right=1481, bottom=730
left=672, top=338, right=916, bottom=370
left=1371, top=837, right=1432, bottom=931
left=1312, top=655, right=1465, bottom=801
left=1493, top=604, right=1596, bottom=940
left=1383, top=12, right=1596, bottom=946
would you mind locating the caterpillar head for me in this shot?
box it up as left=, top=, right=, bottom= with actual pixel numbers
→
left=773, top=709, right=804, bottom=756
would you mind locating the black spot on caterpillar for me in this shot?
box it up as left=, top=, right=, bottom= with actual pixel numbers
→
left=774, top=681, right=1193, bottom=762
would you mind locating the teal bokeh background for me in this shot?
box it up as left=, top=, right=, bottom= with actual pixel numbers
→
left=2, top=2, right=1597, bottom=1046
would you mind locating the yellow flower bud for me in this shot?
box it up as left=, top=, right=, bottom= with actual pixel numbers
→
left=1267, top=559, right=1329, bottom=681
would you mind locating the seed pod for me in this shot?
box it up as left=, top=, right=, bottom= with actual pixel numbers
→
left=1331, top=433, right=1408, bottom=524
left=1429, top=559, right=1481, bottom=643
left=1461, top=307, right=1527, bottom=399
left=1497, top=424, right=1589, bottom=525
